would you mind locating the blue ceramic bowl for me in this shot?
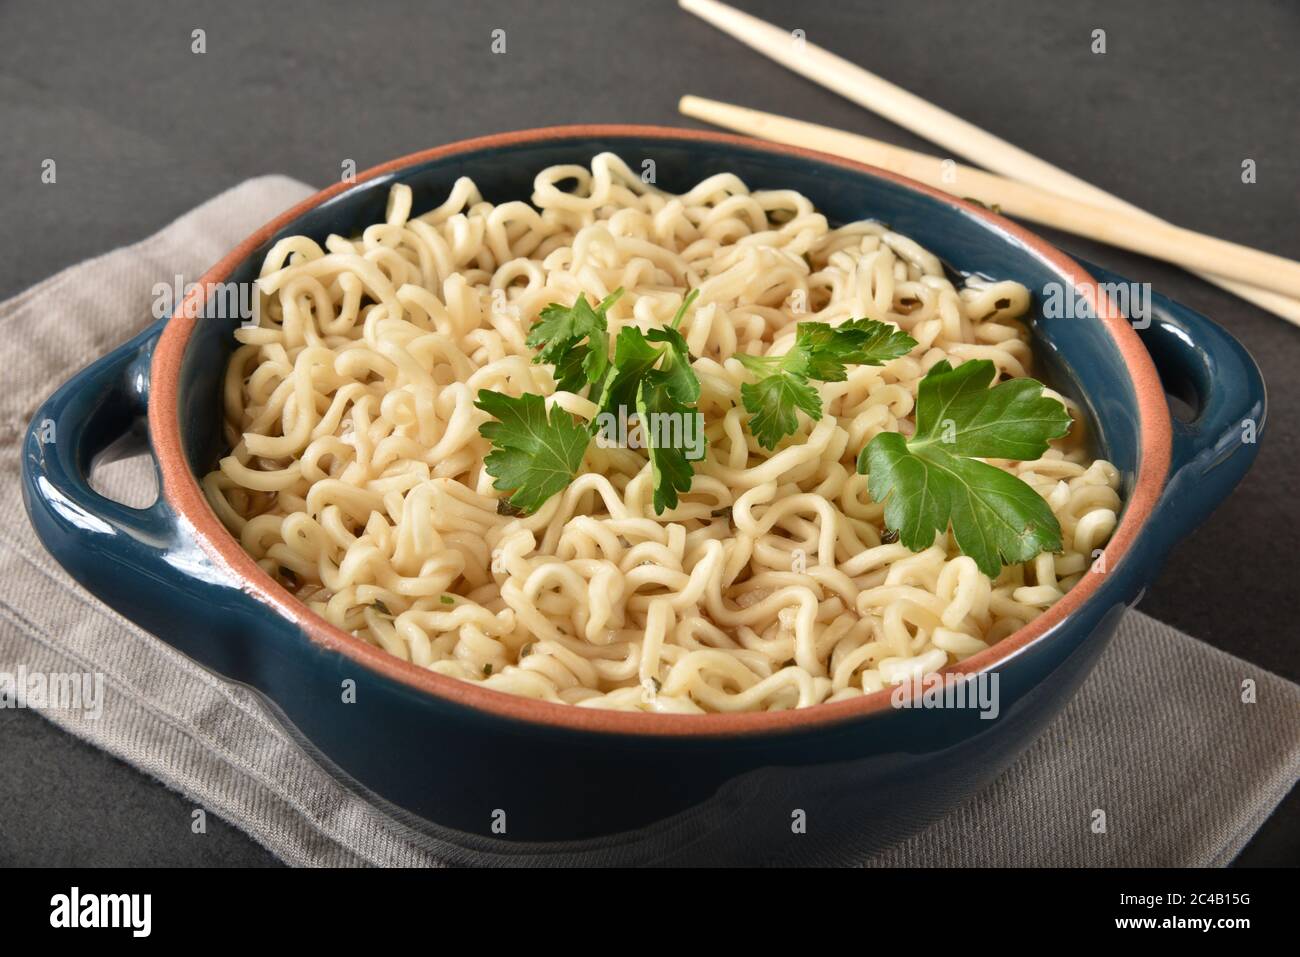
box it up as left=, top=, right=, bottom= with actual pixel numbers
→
left=22, top=127, right=1265, bottom=864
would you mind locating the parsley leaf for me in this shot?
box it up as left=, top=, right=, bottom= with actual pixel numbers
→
left=596, top=325, right=663, bottom=417
left=475, top=390, right=590, bottom=514
left=737, top=319, right=916, bottom=449
left=801, top=319, right=918, bottom=381
left=645, top=325, right=699, bottom=404
left=742, top=374, right=822, bottom=448
left=858, top=359, right=1073, bottom=577
left=591, top=289, right=705, bottom=514
left=526, top=288, right=624, bottom=393
left=635, top=369, right=698, bottom=513
left=595, top=289, right=700, bottom=414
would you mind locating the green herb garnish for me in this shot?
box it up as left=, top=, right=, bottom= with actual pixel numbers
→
left=636, top=368, right=697, bottom=513
left=439, top=595, right=455, bottom=605
left=595, top=325, right=664, bottom=416
left=481, top=290, right=704, bottom=515
left=526, top=288, right=624, bottom=392
left=858, top=358, right=1072, bottom=577
left=593, top=289, right=699, bottom=415
left=484, top=295, right=922, bottom=518
left=736, top=319, right=916, bottom=449
left=475, top=390, right=590, bottom=513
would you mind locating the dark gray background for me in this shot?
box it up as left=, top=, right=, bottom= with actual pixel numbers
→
left=1, top=0, right=1295, bottom=866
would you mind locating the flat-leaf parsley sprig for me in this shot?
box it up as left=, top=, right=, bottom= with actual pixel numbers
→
left=735, top=319, right=917, bottom=449
left=477, top=288, right=706, bottom=515
left=475, top=390, right=591, bottom=514
left=593, top=289, right=700, bottom=416
left=476, top=287, right=630, bottom=514
left=525, top=287, right=625, bottom=393
left=484, top=285, right=1075, bottom=577
left=610, top=289, right=704, bottom=513
left=858, top=358, right=1073, bottom=577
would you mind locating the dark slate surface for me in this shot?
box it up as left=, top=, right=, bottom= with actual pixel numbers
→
left=0, top=0, right=1294, bottom=866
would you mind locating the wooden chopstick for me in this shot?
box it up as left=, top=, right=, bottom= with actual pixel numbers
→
left=680, top=96, right=1300, bottom=315
left=679, top=0, right=1300, bottom=325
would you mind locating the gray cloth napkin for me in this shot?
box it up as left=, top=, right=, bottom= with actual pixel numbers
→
left=1, top=176, right=1296, bottom=867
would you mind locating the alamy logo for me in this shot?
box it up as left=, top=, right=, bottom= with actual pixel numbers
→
left=0, top=666, right=103, bottom=719
left=1041, top=280, right=1151, bottom=329
left=151, top=274, right=259, bottom=325
left=890, top=671, right=1000, bottom=720
left=49, top=887, right=151, bottom=937
left=593, top=406, right=706, bottom=461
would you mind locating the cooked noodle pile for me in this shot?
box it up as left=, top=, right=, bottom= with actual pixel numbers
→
left=203, top=154, right=1121, bottom=713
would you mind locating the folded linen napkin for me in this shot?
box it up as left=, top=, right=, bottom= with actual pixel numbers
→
left=1, top=176, right=1295, bottom=866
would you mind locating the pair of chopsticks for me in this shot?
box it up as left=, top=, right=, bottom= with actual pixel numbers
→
left=679, top=0, right=1300, bottom=328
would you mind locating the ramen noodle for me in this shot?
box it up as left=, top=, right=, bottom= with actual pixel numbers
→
left=202, top=154, right=1121, bottom=714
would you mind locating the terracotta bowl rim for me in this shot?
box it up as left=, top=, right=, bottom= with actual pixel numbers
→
left=148, top=123, right=1172, bottom=738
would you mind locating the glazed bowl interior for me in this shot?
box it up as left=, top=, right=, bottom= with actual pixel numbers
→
left=168, top=129, right=1157, bottom=731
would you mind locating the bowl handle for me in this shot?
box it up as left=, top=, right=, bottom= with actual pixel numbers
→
left=1084, top=262, right=1267, bottom=555
left=20, top=321, right=240, bottom=636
